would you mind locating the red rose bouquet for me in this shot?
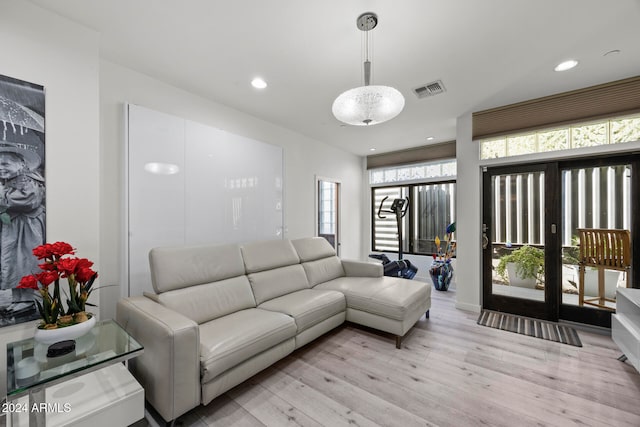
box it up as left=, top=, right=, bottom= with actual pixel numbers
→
left=17, top=242, right=98, bottom=329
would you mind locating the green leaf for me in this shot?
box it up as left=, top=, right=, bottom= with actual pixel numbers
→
left=67, top=298, right=80, bottom=314
left=85, top=273, right=98, bottom=292
left=51, top=300, right=60, bottom=322
left=35, top=300, right=45, bottom=318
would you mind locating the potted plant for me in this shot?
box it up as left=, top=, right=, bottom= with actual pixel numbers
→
left=17, top=241, right=99, bottom=343
left=496, top=245, right=544, bottom=288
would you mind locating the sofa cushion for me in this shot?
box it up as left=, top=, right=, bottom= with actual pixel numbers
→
left=156, top=275, right=256, bottom=324
left=301, top=256, right=345, bottom=287
left=248, top=264, right=310, bottom=305
left=292, top=237, right=337, bottom=262
left=258, top=289, right=346, bottom=333
left=241, top=239, right=300, bottom=273
left=342, top=260, right=383, bottom=278
left=149, top=243, right=245, bottom=293
left=314, top=276, right=430, bottom=321
left=199, top=308, right=296, bottom=383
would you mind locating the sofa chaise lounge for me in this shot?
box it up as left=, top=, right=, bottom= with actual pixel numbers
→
left=116, top=237, right=431, bottom=423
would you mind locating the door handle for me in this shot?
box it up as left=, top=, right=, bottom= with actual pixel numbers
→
left=482, top=233, right=489, bottom=249
left=482, top=223, right=489, bottom=249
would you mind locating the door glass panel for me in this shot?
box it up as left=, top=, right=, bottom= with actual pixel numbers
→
left=561, top=165, right=631, bottom=310
left=372, top=186, right=409, bottom=254
left=412, top=183, right=455, bottom=254
left=317, top=180, right=339, bottom=251
left=490, top=171, right=546, bottom=302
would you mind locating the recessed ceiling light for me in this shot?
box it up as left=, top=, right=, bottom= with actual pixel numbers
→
left=251, top=77, right=267, bottom=89
left=426, top=136, right=435, bottom=141
left=369, top=148, right=376, bottom=152
left=554, top=60, right=578, bottom=72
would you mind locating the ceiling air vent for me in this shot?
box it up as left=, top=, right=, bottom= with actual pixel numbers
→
left=413, top=80, right=446, bottom=99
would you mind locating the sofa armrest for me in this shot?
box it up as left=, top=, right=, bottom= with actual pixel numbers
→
left=116, top=296, right=200, bottom=423
left=342, top=260, right=383, bottom=277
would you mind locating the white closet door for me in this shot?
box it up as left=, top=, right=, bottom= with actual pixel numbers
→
left=184, top=120, right=283, bottom=245
left=127, top=105, right=186, bottom=296
left=126, top=105, right=283, bottom=297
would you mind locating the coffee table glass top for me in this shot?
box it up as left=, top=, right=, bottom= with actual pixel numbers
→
left=6, top=319, right=143, bottom=397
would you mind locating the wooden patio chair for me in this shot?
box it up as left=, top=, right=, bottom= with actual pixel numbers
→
left=578, top=228, right=631, bottom=311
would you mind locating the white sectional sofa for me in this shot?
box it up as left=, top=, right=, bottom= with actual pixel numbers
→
left=116, top=237, right=431, bottom=423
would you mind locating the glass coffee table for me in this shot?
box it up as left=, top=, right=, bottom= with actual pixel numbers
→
left=6, top=319, right=143, bottom=426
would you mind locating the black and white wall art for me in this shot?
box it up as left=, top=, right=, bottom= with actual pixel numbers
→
left=0, top=74, right=46, bottom=327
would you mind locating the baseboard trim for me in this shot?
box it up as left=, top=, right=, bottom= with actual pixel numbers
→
left=559, top=319, right=611, bottom=336
left=455, top=301, right=481, bottom=313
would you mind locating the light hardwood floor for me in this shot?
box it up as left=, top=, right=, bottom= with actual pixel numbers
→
left=158, top=289, right=640, bottom=427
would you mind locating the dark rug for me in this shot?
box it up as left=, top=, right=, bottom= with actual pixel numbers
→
left=477, top=310, right=582, bottom=347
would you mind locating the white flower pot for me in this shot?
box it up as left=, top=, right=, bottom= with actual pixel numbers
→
left=583, top=269, right=621, bottom=299
left=563, top=265, right=621, bottom=299
left=506, top=262, right=537, bottom=288
left=33, top=315, right=96, bottom=344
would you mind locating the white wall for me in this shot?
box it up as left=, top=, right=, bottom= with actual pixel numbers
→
left=0, top=0, right=100, bottom=396
left=99, top=60, right=364, bottom=319
left=454, top=113, right=482, bottom=312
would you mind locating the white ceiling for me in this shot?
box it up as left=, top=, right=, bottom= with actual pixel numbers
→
left=28, top=0, right=640, bottom=156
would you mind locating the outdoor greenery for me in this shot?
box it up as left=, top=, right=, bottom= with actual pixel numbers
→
left=497, top=245, right=545, bottom=284
left=562, top=235, right=581, bottom=265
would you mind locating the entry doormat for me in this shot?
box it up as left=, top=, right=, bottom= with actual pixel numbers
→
left=477, top=310, right=582, bottom=347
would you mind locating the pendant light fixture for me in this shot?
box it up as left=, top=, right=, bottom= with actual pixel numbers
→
left=332, top=12, right=405, bottom=126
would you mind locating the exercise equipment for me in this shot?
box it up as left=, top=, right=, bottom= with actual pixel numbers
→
left=369, top=196, right=418, bottom=279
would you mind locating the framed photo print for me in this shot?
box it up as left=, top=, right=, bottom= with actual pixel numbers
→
left=0, top=74, right=46, bottom=327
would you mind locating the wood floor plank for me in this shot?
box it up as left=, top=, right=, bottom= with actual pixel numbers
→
left=297, top=344, right=537, bottom=426
left=255, top=366, right=382, bottom=427
left=276, top=357, right=433, bottom=427
left=198, top=394, right=265, bottom=427
left=414, top=321, right=640, bottom=392
left=226, top=380, right=324, bottom=427
left=464, top=351, right=640, bottom=425
left=334, top=333, right=607, bottom=426
left=165, top=289, right=640, bottom=427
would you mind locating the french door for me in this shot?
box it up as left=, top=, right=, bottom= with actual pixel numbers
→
left=482, top=155, right=640, bottom=327
left=482, top=163, right=559, bottom=320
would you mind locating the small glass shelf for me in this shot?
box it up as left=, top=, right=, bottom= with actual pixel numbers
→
left=6, top=319, right=143, bottom=398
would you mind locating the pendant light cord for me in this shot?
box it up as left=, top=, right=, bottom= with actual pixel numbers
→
left=363, top=16, right=372, bottom=86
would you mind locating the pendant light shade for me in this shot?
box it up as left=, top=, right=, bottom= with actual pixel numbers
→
left=332, top=85, right=405, bottom=126
left=332, top=12, right=405, bottom=126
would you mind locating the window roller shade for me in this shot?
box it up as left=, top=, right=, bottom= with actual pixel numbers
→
left=366, top=141, right=456, bottom=169
left=473, top=75, right=640, bottom=140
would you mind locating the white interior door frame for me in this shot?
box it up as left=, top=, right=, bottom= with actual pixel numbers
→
left=314, top=175, right=342, bottom=256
